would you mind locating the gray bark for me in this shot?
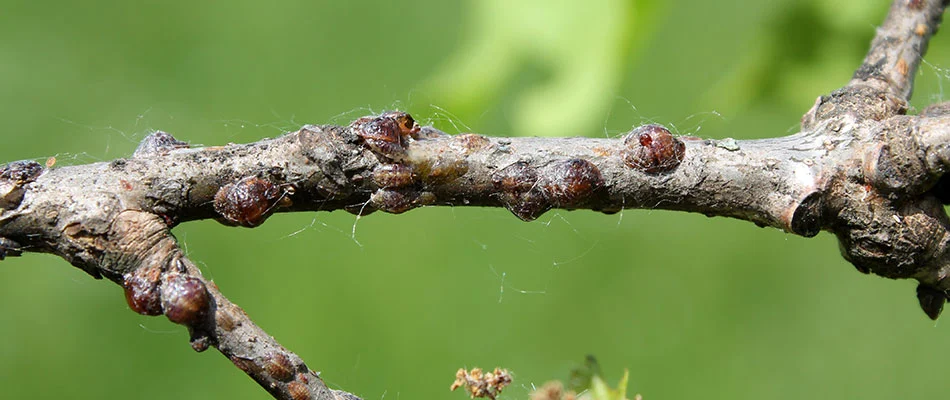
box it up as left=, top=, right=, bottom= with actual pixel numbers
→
left=1, top=0, right=949, bottom=399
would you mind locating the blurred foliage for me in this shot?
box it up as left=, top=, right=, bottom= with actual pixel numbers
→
left=532, top=357, right=636, bottom=400
left=424, top=0, right=662, bottom=138
left=588, top=371, right=631, bottom=400
left=1, top=0, right=950, bottom=399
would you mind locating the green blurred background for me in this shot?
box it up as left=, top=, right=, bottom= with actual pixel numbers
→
left=1, top=0, right=949, bottom=399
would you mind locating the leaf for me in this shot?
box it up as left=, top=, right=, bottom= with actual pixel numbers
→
left=423, top=0, right=664, bottom=137
left=588, top=369, right=629, bottom=400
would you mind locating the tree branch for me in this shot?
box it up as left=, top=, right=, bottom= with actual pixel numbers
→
left=849, top=0, right=948, bottom=102
left=1, top=0, right=949, bottom=398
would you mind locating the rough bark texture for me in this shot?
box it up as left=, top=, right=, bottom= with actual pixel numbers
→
left=0, top=1, right=949, bottom=399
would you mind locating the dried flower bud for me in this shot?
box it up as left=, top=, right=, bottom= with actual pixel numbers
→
left=451, top=367, right=512, bottom=399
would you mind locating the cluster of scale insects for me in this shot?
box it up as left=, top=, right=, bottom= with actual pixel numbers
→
left=0, top=111, right=693, bottom=398
left=345, top=112, right=687, bottom=221
left=129, top=111, right=688, bottom=229
left=2, top=112, right=690, bottom=349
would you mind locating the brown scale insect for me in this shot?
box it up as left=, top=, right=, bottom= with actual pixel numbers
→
left=416, top=157, right=469, bottom=186
left=540, top=159, right=604, bottom=206
left=351, top=111, right=420, bottom=160
left=123, top=267, right=164, bottom=316
left=214, top=176, right=294, bottom=227
left=287, top=381, right=311, bottom=400
left=191, top=336, right=211, bottom=352
left=344, top=203, right=377, bottom=216
left=265, top=352, right=296, bottom=382
left=414, top=125, right=448, bottom=140
left=454, top=133, right=492, bottom=152
left=215, top=308, right=237, bottom=331
left=493, top=162, right=537, bottom=192
left=372, top=164, right=417, bottom=189
left=133, top=131, right=190, bottom=157
left=162, top=274, right=212, bottom=326
left=370, top=189, right=425, bottom=214
left=492, top=161, right=552, bottom=222
left=415, top=191, right=436, bottom=206
left=621, top=124, right=686, bottom=174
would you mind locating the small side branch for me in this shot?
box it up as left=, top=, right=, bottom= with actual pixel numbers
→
left=849, top=0, right=948, bottom=102
left=45, top=210, right=357, bottom=400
